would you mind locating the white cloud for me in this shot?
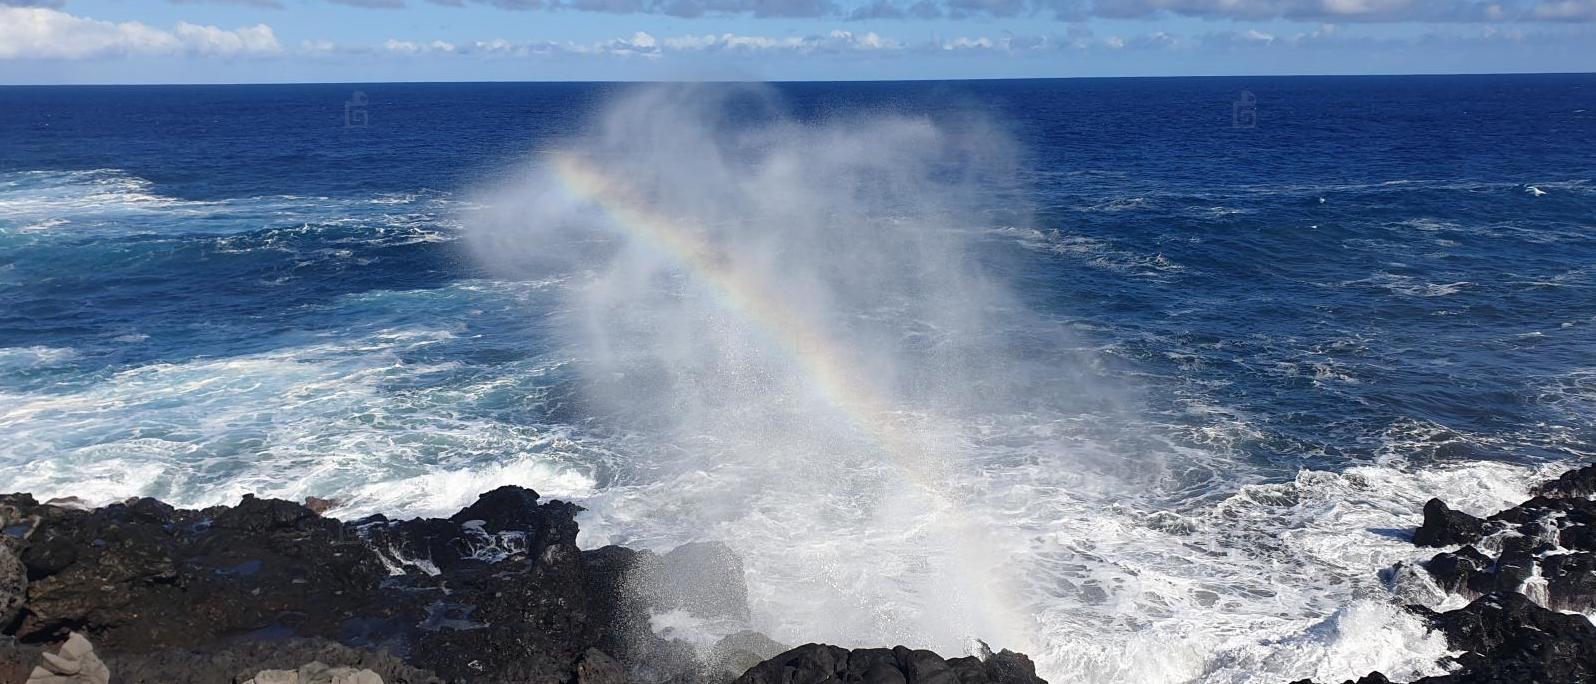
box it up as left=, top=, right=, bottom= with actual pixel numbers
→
left=0, top=7, right=279, bottom=59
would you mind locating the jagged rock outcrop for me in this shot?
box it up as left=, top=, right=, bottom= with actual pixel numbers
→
left=1410, top=592, right=1596, bottom=683
left=0, top=487, right=1044, bottom=684
left=733, top=643, right=1047, bottom=684
left=1412, top=499, right=1489, bottom=548
left=1413, top=467, right=1596, bottom=613
left=0, top=487, right=746, bottom=684
left=1531, top=465, right=1596, bottom=499
left=1301, top=463, right=1596, bottom=684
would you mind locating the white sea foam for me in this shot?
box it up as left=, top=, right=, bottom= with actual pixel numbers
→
left=0, top=294, right=597, bottom=516
left=0, top=345, right=78, bottom=369
left=0, top=169, right=461, bottom=240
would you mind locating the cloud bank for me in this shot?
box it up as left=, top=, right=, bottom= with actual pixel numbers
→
left=278, top=0, right=1596, bottom=21
left=1, top=5, right=1590, bottom=63
left=0, top=7, right=279, bottom=59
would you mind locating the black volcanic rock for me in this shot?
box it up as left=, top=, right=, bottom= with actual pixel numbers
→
left=1539, top=552, right=1596, bottom=612
left=1413, top=499, right=1488, bottom=547
left=1413, top=592, right=1596, bottom=683
left=1287, top=675, right=1390, bottom=684
left=2, top=488, right=1048, bottom=684
left=1422, top=546, right=1490, bottom=595
left=0, top=487, right=697, bottom=684
left=1531, top=464, right=1596, bottom=499
left=733, top=643, right=1046, bottom=684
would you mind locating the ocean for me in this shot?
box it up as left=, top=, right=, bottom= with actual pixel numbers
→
left=2, top=75, right=1594, bottom=683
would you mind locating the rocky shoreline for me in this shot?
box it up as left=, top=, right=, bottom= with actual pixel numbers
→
left=1297, top=463, right=1596, bottom=684
left=4, top=465, right=1596, bottom=684
left=0, top=486, right=1043, bottom=684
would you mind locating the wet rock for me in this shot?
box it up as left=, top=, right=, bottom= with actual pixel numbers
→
left=733, top=643, right=1047, bottom=684
left=1422, top=545, right=1490, bottom=595
left=1414, top=592, right=1596, bottom=683
left=0, top=488, right=594, bottom=683
left=1539, top=552, right=1596, bottom=612
left=0, top=488, right=1053, bottom=684
left=657, top=541, right=749, bottom=621
left=1283, top=672, right=1385, bottom=682
left=1287, top=675, right=1390, bottom=684
left=705, top=631, right=789, bottom=683
left=1464, top=544, right=1536, bottom=596
left=1412, top=499, right=1487, bottom=547
left=1531, top=464, right=1596, bottom=499
left=1557, top=523, right=1596, bottom=551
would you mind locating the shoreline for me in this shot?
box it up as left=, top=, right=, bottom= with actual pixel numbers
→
left=3, top=465, right=1596, bottom=683
left=0, top=485, right=1044, bottom=684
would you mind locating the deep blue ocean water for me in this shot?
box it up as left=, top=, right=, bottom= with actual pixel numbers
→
left=2, top=75, right=1595, bottom=682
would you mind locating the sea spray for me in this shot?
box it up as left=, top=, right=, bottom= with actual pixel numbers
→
left=465, top=83, right=1100, bottom=658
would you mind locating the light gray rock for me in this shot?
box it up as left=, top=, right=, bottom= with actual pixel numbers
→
left=25, top=633, right=110, bottom=684
left=244, top=662, right=384, bottom=684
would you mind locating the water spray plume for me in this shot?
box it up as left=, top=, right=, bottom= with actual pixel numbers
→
left=469, top=82, right=1049, bottom=664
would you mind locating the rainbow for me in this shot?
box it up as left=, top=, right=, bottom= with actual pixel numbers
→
left=550, top=150, right=1034, bottom=649
left=547, top=151, right=949, bottom=493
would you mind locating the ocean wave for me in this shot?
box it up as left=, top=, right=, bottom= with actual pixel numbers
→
left=0, top=321, right=595, bottom=516
left=0, top=168, right=462, bottom=240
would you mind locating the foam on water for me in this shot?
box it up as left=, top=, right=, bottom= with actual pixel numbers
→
left=567, top=407, right=1560, bottom=683
left=0, top=169, right=460, bottom=240
left=0, top=290, right=599, bottom=516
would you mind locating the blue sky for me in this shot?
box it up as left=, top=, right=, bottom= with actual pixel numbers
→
left=0, top=0, right=1593, bottom=83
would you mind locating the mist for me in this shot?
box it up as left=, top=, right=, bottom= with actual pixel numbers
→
left=464, top=83, right=1100, bottom=660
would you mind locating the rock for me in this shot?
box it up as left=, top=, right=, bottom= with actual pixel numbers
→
left=245, top=671, right=300, bottom=684
left=1413, top=498, right=1488, bottom=547
left=42, top=498, right=91, bottom=512
left=0, top=488, right=587, bottom=683
left=0, top=488, right=1051, bottom=684
left=1287, top=675, right=1389, bottom=684
left=1464, top=541, right=1536, bottom=596
left=1, top=543, right=24, bottom=629
left=733, top=643, right=1047, bottom=684
left=657, top=541, right=749, bottom=621
left=330, top=670, right=383, bottom=684
left=253, top=661, right=384, bottom=684
left=1422, top=546, right=1491, bottom=595
left=575, top=648, right=626, bottom=684
left=1539, top=552, right=1596, bottom=612
left=1412, top=592, right=1596, bottom=683
left=303, top=498, right=342, bottom=516
left=1531, top=464, right=1596, bottom=499
left=706, top=631, right=789, bottom=683
left=26, top=632, right=110, bottom=684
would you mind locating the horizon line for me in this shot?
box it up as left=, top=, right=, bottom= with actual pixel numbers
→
left=2, top=69, right=1593, bottom=88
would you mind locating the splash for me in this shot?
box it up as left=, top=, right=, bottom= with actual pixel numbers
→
left=468, top=83, right=1054, bottom=655
left=547, top=152, right=950, bottom=493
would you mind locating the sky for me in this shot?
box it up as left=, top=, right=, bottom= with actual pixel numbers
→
left=0, top=0, right=1593, bottom=83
